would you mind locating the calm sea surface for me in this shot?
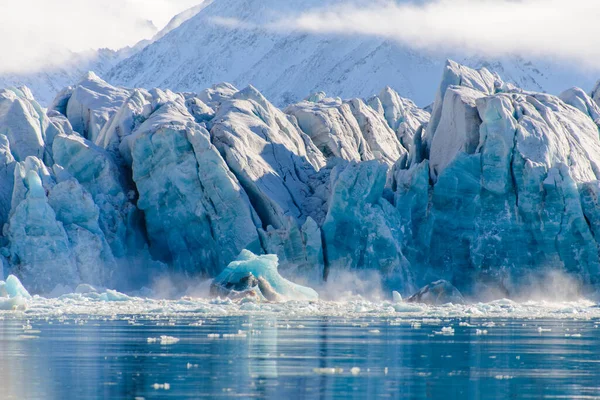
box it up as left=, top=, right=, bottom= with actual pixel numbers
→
left=1, top=314, right=599, bottom=399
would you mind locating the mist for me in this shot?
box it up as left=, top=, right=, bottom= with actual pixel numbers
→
left=266, top=0, right=600, bottom=71
left=0, top=0, right=203, bottom=73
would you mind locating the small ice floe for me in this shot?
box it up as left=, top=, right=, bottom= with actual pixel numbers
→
left=313, top=368, right=343, bottom=375
left=537, top=327, right=552, bottom=333
left=223, top=330, right=247, bottom=339
left=152, top=383, right=170, bottom=390
left=476, top=329, right=488, bottom=335
left=350, top=367, right=361, bottom=375
left=207, top=334, right=220, bottom=339
left=369, top=329, right=381, bottom=334
left=434, top=326, right=455, bottom=336
left=147, top=336, right=180, bottom=345
left=565, top=333, right=582, bottom=338
left=392, top=291, right=403, bottom=304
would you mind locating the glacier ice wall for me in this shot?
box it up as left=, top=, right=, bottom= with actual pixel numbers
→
left=1, top=60, right=600, bottom=298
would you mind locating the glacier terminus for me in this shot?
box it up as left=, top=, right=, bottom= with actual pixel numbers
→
left=0, top=58, right=600, bottom=303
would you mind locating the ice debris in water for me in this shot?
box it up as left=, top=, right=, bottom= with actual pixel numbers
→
left=435, top=326, right=455, bottom=336
left=211, top=250, right=318, bottom=301
left=56, top=284, right=133, bottom=303
left=147, top=336, right=180, bottom=345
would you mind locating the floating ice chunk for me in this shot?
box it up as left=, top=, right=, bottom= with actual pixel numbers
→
left=0, top=275, right=30, bottom=310
left=0, top=275, right=31, bottom=299
left=392, top=291, right=403, bottom=303
left=435, top=326, right=455, bottom=336
left=148, top=336, right=180, bottom=345
left=313, top=368, right=343, bottom=375
left=212, top=250, right=318, bottom=301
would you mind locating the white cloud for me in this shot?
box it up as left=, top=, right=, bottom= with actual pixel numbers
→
left=0, top=0, right=202, bottom=73
left=269, top=0, right=600, bottom=70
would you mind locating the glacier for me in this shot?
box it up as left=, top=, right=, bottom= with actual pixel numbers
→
left=0, top=59, right=600, bottom=301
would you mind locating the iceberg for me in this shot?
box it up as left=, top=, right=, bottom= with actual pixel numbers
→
left=0, top=274, right=30, bottom=310
left=212, top=250, right=319, bottom=301
left=0, top=274, right=31, bottom=299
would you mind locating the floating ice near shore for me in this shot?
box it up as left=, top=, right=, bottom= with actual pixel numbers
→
left=0, top=275, right=31, bottom=310
left=212, top=250, right=319, bottom=301
left=0, top=270, right=598, bottom=324
left=0, top=289, right=597, bottom=323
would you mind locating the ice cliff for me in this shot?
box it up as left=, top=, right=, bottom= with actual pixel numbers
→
left=1, top=60, right=600, bottom=299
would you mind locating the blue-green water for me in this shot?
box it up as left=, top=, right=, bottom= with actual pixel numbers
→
left=1, top=315, right=599, bottom=399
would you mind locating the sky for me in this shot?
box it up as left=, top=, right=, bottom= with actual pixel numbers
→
left=0, top=0, right=201, bottom=73
left=2, top=0, right=600, bottom=74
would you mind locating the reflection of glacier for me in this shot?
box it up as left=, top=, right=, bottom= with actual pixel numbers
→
left=2, top=60, right=600, bottom=296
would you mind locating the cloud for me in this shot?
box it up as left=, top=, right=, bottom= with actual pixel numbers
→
left=0, top=0, right=202, bottom=73
left=268, top=0, right=600, bottom=70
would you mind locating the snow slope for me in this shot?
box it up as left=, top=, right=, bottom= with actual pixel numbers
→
left=106, top=0, right=600, bottom=108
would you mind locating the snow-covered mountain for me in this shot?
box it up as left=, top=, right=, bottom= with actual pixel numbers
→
left=105, top=0, right=600, bottom=107
left=3, top=0, right=598, bottom=108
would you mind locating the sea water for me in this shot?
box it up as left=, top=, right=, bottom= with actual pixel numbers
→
left=1, top=296, right=600, bottom=399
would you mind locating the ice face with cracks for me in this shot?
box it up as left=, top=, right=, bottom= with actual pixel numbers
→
left=0, top=61, right=598, bottom=301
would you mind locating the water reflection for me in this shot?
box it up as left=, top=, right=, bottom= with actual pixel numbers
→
left=0, top=315, right=599, bottom=399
